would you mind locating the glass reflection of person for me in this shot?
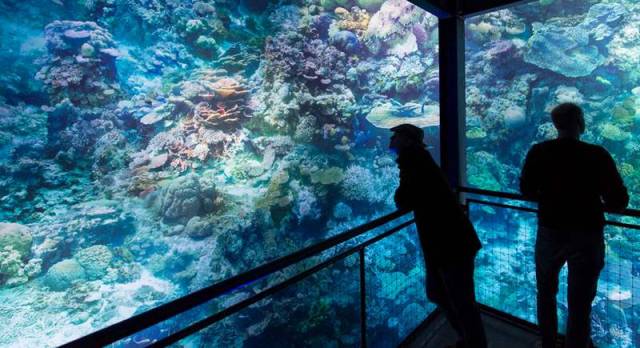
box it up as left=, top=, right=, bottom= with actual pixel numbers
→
left=520, top=103, right=629, bottom=348
left=390, top=124, right=487, bottom=348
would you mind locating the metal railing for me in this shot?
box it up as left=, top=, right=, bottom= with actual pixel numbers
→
left=61, top=186, right=640, bottom=347
left=458, top=186, right=640, bottom=222
left=61, top=209, right=416, bottom=348
left=459, top=185, right=640, bottom=347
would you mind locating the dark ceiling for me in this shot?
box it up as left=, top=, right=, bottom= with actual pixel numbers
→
left=409, top=0, right=534, bottom=18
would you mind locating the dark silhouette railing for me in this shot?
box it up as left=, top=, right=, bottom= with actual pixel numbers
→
left=61, top=209, right=415, bottom=348
left=458, top=186, right=640, bottom=230
left=60, top=186, right=640, bottom=347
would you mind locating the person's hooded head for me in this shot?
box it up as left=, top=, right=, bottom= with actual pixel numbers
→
left=389, top=123, right=425, bottom=154
left=551, top=102, right=585, bottom=139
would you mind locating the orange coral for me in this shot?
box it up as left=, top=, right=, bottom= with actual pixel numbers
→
left=334, top=7, right=370, bottom=37
left=193, top=102, right=242, bottom=129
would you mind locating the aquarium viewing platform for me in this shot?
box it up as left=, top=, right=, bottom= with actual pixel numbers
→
left=1, top=0, right=639, bottom=346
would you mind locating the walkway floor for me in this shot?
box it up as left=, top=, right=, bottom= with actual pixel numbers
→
left=403, top=311, right=541, bottom=348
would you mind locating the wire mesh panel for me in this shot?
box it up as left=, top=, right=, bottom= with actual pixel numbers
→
left=365, top=225, right=435, bottom=348
left=470, top=201, right=640, bottom=347
left=592, top=225, right=639, bottom=347
left=470, top=202, right=539, bottom=323
left=184, top=253, right=361, bottom=348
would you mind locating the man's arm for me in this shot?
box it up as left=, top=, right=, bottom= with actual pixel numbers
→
left=599, top=149, right=629, bottom=212
left=394, top=153, right=434, bottom=211
left=520, top=145, right=541, bottom=200
left=394, top=168, right=419, bottom=211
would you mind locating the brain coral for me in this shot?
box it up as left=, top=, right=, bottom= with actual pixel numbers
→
left=75, top=245, right=113, bottom=280
left=158, top=173, right=216, bottom=222
left=0, top=223, right=33, bottom=258
left=45, top=259, right=87, bottom=291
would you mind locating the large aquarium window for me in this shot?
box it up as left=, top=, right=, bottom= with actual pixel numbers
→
left=0, top=0, right=439, bottom=346
left=464, top=0, right=640, bottom=208
left=465, top=1, right=640, bottom=346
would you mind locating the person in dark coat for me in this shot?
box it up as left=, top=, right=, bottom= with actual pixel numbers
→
left=390, top=124, right=486, bottom=348
left=520, top=103, right=629, bottom=348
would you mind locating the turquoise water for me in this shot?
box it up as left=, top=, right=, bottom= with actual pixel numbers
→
left=0, top=0, right=438, bottom=346
left=1, top=0, right=638, bottom=346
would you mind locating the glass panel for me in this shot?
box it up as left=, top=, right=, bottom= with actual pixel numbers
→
left=464, top=0, right=640, bottom=209
left=470, top=202, right=640, bottom=347
left=594, top=224, right=640, bottom=347
left=124, top=254, right=361, bottom=347
left=0, top=0, right=438, bottom=345
left=471, top=202, right=541, bottom=323
left=366, top=224, right=435, bottom=347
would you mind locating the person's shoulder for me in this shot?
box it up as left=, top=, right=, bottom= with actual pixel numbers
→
left=580, top=141, right=610, bottom=156
left=579, top=141, right=615, bottom=163
left=529, top=140, right=552, bottom=153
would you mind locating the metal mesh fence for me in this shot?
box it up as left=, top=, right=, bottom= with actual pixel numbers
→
left=172, top=253, right=361, bottom=348
left=469, top=201, right=639, bottom=347
left=365, top=224, right=436, bottom=348
left=111, top=217, right=430, bottom=347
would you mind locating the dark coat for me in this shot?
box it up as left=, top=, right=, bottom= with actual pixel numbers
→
left=394, top=146, right=481, bottom=265
left=520, top=138, right=629, bottom=230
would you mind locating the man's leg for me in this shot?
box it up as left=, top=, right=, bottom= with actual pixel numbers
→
left=438, top=257, right=487, bottom=348
left=535, top=226, right=567, bottom=348
left=565, top=231, right=604, bottom=348
left=426, top=262, right=463, bottom=337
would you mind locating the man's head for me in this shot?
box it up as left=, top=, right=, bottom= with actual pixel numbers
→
left=551, top=103, right=585, bottom=139
left=389, top=123, right=425, bottom=154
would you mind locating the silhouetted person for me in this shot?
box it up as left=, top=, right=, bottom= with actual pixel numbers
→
left=390, top=124, right=486, bottom=348
left=520, top=103, right=629, bottom=348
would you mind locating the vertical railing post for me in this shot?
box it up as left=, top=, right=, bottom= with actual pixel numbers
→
left=438, top=15, right=466, bottom=200
left=359, top=248, right=367, bottom=348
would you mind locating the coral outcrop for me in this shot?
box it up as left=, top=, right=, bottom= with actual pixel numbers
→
left=75, top=245, right=113, bottom=280
left=0, top=223, right=33, bottom=258
left=45, top=258, right=87, bottom=291
left=36, top=21, right=121, bottom=105
left=155, top=173, right=216, bottom=222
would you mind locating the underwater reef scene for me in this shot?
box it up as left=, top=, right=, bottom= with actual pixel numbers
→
left=465, top=1, right=640, bottom=347
left=0, top=0, right=439, bottom=346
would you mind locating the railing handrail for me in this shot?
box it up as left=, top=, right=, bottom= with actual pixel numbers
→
left=62, top=186, right=640, bottom=347
left=61, top=209, right=411, bottom=348
left=457, top=186, right=640, bottom=218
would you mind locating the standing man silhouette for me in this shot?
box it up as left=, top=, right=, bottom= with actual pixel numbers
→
left=390, top=124, right=487, bottom=348
left=520, top=103, right=629, bottom=348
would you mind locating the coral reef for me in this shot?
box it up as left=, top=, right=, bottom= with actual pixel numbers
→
left=524, top=22, right=605, bottom=78
left=45, top=259, right=87, bottom=291
left=154, top=173, right=216, bottom=223
left=0, top=223, right=33, bottom=258
left=1, top=0, right=638, bottom=347
left=36, top=21, right=121, bottom=106
left=75, top=245, right=113, bottom=280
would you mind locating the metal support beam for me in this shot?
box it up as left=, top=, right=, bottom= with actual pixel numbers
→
left=408, top=0, right=457, bottom=18
left=460, top=0, right=535, bottom=17
left=438, top=16, right=466, bottom=190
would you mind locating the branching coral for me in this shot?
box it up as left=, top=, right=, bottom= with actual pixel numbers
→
left=132, top=70, right=250, bottom=173
left=192, top=102, right=242, bottom=129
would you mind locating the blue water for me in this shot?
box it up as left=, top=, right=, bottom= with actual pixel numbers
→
left=0, top=0, right=638, bottom=346
left=465, top=1, right=640, bottom=346
left=0, top=0, right=438, bottom=346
